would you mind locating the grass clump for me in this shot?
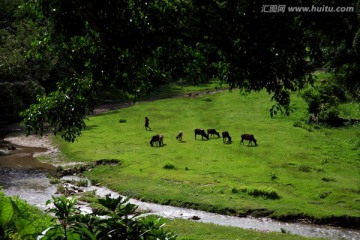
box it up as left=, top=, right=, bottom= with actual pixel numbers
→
left=298, top=165, right=311, bottom=172
left=240, top=187, right=280, bottom=200
left=49, top=178, right=61, bottom=184
left=321, top=177, right=336, bottom=182
left=269, top=172, right=278, bottom=181
left=319, top=191, right=331, bottom=199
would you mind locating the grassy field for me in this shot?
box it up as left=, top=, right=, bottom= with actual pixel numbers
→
left=163, top=218, right=324, bottom=240
left=56, top=86, right=360, bottom=221
left=51, top=78, right=359, bottom=240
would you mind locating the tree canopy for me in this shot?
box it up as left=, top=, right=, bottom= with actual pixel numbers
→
left=0, top=0, right=358, bottom=141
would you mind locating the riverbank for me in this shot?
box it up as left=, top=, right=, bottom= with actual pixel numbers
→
left=5, top=132, right=59, bottom=159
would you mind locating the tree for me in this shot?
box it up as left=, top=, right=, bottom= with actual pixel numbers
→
left=19, top=0, right=358, bottom=141
left=321, top=1, right=360, bottom=102
left=0, top=0, right=64, bottom=121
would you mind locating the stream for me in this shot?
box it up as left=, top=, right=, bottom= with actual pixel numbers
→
left=0, top=131, right=360, bottom=240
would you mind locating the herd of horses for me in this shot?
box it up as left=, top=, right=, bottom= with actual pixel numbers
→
left=150, top=128, right=257, bottom=147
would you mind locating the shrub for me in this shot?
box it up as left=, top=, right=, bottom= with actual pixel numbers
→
left=119, top=118, right=127, bottom=123
left=0, top=191, right=52, bottom=239
left=42, top=196, right=177, bottom=239
left=163, top=162, right=175, bottom=169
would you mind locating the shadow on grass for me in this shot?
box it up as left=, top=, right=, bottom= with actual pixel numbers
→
left=150, top=144, right=167, bottom=147
left=85, top=125, right=99, bottom=130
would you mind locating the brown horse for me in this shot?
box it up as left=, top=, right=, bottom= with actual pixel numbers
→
left=240, top=134, right=257, bottom=146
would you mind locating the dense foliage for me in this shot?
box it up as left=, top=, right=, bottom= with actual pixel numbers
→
left=0, top=191, right=176, bottom=240
left=40, top=195, right=176, bottom=240
left=0, top=191, right=52, bottom=239
left=0, top=0, right=358, bottom=141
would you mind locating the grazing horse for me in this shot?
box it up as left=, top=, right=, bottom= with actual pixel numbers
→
left=194, top=129, right=209, bottom=140
left=222, top=131, right=232, bottom=143
left=207, top=129, right=220, bottom=138
left=150, top=134, right=164, bottom=146
left=176, top=131, right=183, bottom=141
left=240, top=134, right=257, bottom=146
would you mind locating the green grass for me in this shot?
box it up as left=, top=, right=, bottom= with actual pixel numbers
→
left=163, top=218, right=325, bottom=240
left=57, top=88, right=360, bottom=222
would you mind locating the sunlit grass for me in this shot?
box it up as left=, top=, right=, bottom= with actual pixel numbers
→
left=164, top=218, right=325, bottom=240
left=57, top=88, right=360, bottom=221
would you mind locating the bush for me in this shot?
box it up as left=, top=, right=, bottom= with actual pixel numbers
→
left=301, top=76, right=347, bottom=126
left=163, top=162, right=175, bottom=169
left=119, top=118, right=127, bottom=123
left=0, top=191, right=52, bottom=239
left=41, top=196, right=177, bottom=239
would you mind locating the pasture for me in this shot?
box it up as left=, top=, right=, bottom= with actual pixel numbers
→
left=57, top=88, right=360, bottom=224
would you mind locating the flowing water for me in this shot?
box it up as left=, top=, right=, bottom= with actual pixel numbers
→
left=0, top=133, right=58, bottom=209
left=0, top=131, right=360, bottom=240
